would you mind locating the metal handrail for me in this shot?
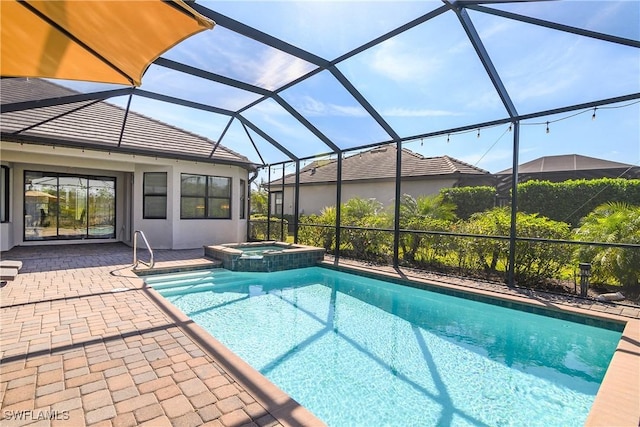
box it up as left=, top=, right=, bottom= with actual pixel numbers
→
left=133, top=230, right=154, bottom=269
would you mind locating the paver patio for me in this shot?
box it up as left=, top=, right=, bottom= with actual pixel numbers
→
left=0, top=243, right=322, bottom=427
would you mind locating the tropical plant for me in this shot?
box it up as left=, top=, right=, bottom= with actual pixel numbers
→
left=341, top=198, right=390, bottom=260
left=573, top=202, right=640, bottom=289
left=398, top=194, right=457, bottom=264
left=250, top=188, right=268, bottom=215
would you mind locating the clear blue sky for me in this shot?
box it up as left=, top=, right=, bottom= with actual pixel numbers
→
left=62, top=1, right=640, bottom=175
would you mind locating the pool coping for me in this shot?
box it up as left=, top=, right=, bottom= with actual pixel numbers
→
left=316, top=260, right=639, bottom=427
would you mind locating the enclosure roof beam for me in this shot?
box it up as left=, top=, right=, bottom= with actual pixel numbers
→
left=154, top=57, right=271, bottom=96
left=191, top=4, right=330, bottom=67
left=1, top=87, right=134, bottom=113
left=134, top=89, right=235, bottom=116
left=208, top=116, right=234, bottom=158
left=241, top=121, right=266, bottom=166
left=448, top=1, right=518, bottom=118
left=332, top=5, right=449, bottom=64
left=237, top=115, right=298, bottom=161
left=330, top=66, right=401, bottom=140
left=272, top=94, right=342, bottom=154
left=468, top=4, right=640, bottom=49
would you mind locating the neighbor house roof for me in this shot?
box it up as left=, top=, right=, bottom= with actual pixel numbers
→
left=270, top=146, right=490, bottom=186
left=0, top=78, right=255, bottom=169
left=496, top=154, right=637, bottom=175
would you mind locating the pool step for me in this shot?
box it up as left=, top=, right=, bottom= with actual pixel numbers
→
left=157, top=278, right=257, bottom=297
left=143, top=269, right=233, bottom=287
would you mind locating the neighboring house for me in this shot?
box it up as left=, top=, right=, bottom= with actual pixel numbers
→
left=267, top=146, right=493, bottom=215
left=1, top=78, right=256, bottom=251
left=495, top=154, right=640, bottom=194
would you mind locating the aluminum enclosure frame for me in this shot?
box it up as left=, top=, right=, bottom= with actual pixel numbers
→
left=3, top=0, right=639, bottom=285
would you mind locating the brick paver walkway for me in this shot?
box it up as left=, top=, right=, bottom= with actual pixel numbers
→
left=0, top=244, right=321, bottom=427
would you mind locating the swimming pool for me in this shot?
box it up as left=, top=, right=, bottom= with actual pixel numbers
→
left=145, top=267, right=623, bottom=426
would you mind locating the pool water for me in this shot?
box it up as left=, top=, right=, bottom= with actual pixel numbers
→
left=237, top=245, right=287, bottom=256
left=146, top=267, right=622, bottom=427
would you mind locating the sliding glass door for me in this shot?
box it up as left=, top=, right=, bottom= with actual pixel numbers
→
left=24, top=171, right=116, bottom=241
left=88, top=178, right=115, bottom=237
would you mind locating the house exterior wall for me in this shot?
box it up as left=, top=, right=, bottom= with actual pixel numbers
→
left=0, top=142, right=249, bottom=251
left=277, top=178, right=459, bottom=215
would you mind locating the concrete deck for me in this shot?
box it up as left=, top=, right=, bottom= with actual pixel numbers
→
left=1, top=243, right=638, bottom=426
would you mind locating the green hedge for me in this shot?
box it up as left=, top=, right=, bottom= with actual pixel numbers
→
left=518, top=178, right=640, bottom=228
left=440, top=186, right=496, bottom=220
left=249, top=215, right=288, bottom=241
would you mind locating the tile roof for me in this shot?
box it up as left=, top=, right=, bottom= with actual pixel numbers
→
left=0, top=78, right=255, bottom=169
left=496, top=154, right=635, bottom=174
left=270, top=146, right=490, bottom=186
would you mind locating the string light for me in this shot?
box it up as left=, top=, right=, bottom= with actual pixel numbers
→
left=407, top=100, right=637, bottom=151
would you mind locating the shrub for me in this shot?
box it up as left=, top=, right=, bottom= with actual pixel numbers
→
left=457, top=207, right=572, bottom=284
left=298, top=207, right=337, bottom=252
left=573, top=202, right=640, bottom=289
left=249, top=215, right=288, bottom=241
left=341, top=198, right=391, bottom=261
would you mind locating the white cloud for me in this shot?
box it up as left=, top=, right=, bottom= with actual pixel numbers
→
left=370, top=38, right=442, bottom=82
left=254, top=50, right=316, bottom=90
left=331, top=104, right=369, bottom=117
left=286, top=95, right=368, bottom=117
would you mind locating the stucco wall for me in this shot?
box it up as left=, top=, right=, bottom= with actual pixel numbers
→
left=1, top=145, right=131, bottom=251
left=1, top=142, right=250, bottom=251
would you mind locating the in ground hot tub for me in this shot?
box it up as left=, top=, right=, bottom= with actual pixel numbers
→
left=204, top=241, right=325, bottom=272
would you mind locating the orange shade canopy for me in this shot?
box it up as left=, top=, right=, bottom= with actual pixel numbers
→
left=1, top=0, right=214, bottom=86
